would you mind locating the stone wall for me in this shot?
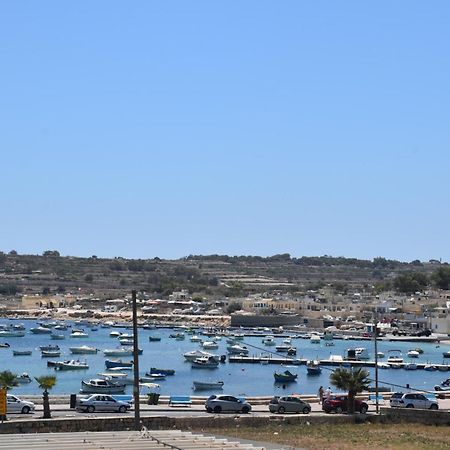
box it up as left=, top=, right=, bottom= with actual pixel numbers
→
left=379, top=407, right=450, bottom=426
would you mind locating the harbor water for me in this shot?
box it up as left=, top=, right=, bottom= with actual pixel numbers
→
left=1, top=319, right=448, bottom=397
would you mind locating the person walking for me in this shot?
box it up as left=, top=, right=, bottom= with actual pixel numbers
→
left=318, top=386, right=324, bottom=403
left=325, top=386, right=332, bottom=400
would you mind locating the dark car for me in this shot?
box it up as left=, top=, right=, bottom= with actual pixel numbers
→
left=322, top=395, right=368, bottom=414
left=269, top=396, right=311, bottom=414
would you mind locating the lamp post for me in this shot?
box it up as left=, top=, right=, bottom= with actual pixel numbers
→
left=373, top=309, right=379, bottom=414
left=132, top=290, right=140, bottom=430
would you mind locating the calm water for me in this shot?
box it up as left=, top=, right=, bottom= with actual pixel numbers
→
left=1, top=319, right=448, bottom=397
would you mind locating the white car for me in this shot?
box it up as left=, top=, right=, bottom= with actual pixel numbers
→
left=7, top=395, right=35, bottom=414
left=76, top=394, right=131, bottom=413
left=397, top=393, right=439, bottom=410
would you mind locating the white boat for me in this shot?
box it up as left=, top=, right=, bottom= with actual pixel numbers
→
left=283, top=337, right=292, bottom=345
left=119, top=339, right=134, bottom=346
left=15, top=373, right=32, bottom=383
left=0, top=330, right=25, bottom=337
left=404, top=363, right=418, bottom=370
left=377, top=352, right=385, bottom=358
left=346, top=347, right=370, bottom=360
left=190, top=335, right=202, bottom=342
left=263, top=337, right=276, bottom=346
left=227, top=344, right=249, bottom=355
left=30, top=327, right=52, bottom=334
left=192, top=356, right=219, bottom=368
left=387, top=350, right=404, bottom=364
left=55, top=360, right=89, bottom=370
left=202, top=341, right=219, bottom=350
left=110, top=331, right=122, bottom=337
left=41, top=350, right=61, bottom=357
left=407, top=350, right=420, bottom=358
left=310, top=335, right=321, bottom=344
left=103, top=348, right=142, bottom=357
left=183, top=350, right=220, bottom=362
left=39, top=345, right=60, bottom=352
left=80, top=378, right=126, bottom=394
left=275, top=344, right=291, bottom=352
left=69, top=345, right=98, bottom=354
left=193, top=380, right=224, bottom=390
left=70, top=331, right=89, bottom=338
left=50, top=333, right=66, bottom=340
left=98, top=373, right=134, bottom=385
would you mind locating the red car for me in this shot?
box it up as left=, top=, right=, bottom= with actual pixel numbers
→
left=322, top=395, right=368, bottom=414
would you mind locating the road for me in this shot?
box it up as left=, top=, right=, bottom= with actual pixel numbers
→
left=5, top=398, right=450, bottom=421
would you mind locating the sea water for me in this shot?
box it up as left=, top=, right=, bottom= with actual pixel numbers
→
left=1, top=319, right=448, bottom=397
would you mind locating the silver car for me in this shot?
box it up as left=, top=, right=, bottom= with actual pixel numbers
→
left=269, top=396, right=311, bottom=414
left=6, top=395, right=35, bottom=414
left=76, top=394, right=131, bottom=413
left=205, top=395, right=251, bottom=414
left=397, top=393, right=439, bottom=410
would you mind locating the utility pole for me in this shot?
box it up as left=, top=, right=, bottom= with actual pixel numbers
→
left=132, top=290, right=140, bottom=430
left=373, top=309, right=379, bottom=414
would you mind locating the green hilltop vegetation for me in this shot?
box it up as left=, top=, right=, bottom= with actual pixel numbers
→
left=0, top=250, right=449, bottom=299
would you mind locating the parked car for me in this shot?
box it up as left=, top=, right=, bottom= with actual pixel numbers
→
left=76, top=394, right=131, bottom=413
left=6, top=395, right=35, bottom=414
left=389, top=392, right=404, bottom=408
left=397, top=393, right=439, bottom=410
left=269, top=396, right=311, bottom=414
left=205, top=395, right=251, bottom=414
left=322, top=395, right=368, bottom=414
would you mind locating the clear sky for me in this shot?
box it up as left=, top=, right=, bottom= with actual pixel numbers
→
left=1, top=1, right=449, bottom=262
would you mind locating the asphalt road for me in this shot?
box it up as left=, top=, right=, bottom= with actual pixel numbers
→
left=5, top=398, right=450, bottom=421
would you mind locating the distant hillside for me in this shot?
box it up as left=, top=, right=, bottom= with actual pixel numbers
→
left=0, top=251, right=445, bottom=299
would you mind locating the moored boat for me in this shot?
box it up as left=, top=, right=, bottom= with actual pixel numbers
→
left=407, top=350, right=420, bottom=358
left=30, top=327, right=52, bottom=334
left=274, top=370, right=297, bottom=382
left=183, top=350, right=220, bottom=362
left=69, top=345, right=98, bottom=354
left=15, top=372, right=32, bottom=383
left=103, top=348, right=143, bottom=357
left=202, top=341, right=219, bottom=350
left=13, top=350, right=32, bottom=356
left=0, top=330, right=25, bottom=337
left=105, top=359, right=133, bottom=369
left=191, top=356, right=219, bottom=368
left=227, top=344, right=249, bottom=355
left=80, top=378, right=126, bottom=394
left=39, top=345, right=60, bottom=352
left=148, top=336, right=161, bottom=342
left=50, top=333, right=66, bottom=340
left=70, top=330, right=89, bottom=338
left=41, top=350, right=61, bottom=357
left=55, top=360, right=89, bottom=370
left=306, top=360, right=322, bottom=375
left=149, top=368, right=175, bottom=376
left=193, top=380, right=224, bottom=390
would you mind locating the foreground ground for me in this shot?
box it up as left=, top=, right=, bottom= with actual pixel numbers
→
left=197, top=423, right=450, bottom=450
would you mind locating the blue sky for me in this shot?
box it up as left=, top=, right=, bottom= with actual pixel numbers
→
left=1, top=1, right=449, bottom=261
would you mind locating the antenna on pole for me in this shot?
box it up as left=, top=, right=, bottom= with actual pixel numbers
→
left=132, top=289, right=141, bottom=430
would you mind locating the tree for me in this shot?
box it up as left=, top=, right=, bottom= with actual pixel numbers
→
left=393, top=272, right=428, bottom=294
left=432, top=266, right=450, bottom=290
left=84, top=274, right=94, bottom=283
left=329, top=367, right=371, bottom=413
left=34, top=375, right=57, bottom=419
left=0, top=370, right=18, bottom=421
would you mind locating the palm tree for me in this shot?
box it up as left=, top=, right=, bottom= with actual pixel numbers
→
left=35, top=375, right=57, bottom=419
left=330, top=367, right=370, bottom=413
left=0, top=370, right=18, bottom=421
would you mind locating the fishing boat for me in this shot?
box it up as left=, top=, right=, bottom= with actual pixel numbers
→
left=39, top=345, right=60, bottom=352
left=148, top=336, right=162, bottom=342
left=434, top=378, right=450, bottom=391
left=80, top=378, right=126, bottom=394
left=227, top=344, right=249, bottom=355
left=110, top=331, right=122, bottom=337
left=41, top=350, right=61, bottom=357
left=407, top=350, right=420, bottom=358
left=69, top=345, right=98, bottom=354
left=183, top=350, right=220, bottom=362
left=191, top=356, right=220, bottom=368
left=54, top=324, right=68, bottom=331
left=424, top=364, right=437, bottom=371
left=105, top=359, right=133, bottom=369
left=274, top=370, right=297, bottom=382
left=443, top=351, right=450, bottom=358
left=50, top=333, right=65, bottom=340
left=103, top=348, right=143, bottom=357
left=30, top=327, right=52, bottom=334
left=0, top=343, right=10, bottom=348
left=15, top=373, right=32, bottom=384
left=55, top=360, right=89, bottom=370
left=98, top=372, right=134, bottom=385
left=193, top=380, right=224, bottom=390
left=169, top=332, right=185, bottom=340
left=13, top=350, right=32, bottom=356
left=149, top=368, right=175, bottom=376
left=202, top=341, right=219, bottom=350
left=310, top=335, right=321, bottom=344
left=306, top=360, right=322, bottom=375
left=70, top=330, right=89, bottom=338
left=119, top=339, right=134, bottom=346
